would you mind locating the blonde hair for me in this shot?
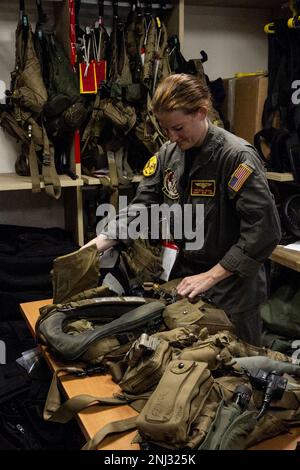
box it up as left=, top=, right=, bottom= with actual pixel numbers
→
left=152, top=74, right=212, bottom=116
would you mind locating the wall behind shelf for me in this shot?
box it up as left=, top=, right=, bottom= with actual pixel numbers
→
left=0, top=3, right=22, bottom=173
left=183, top=6, right=271, bottom=80
left=0, top=1, right=65, bottom=228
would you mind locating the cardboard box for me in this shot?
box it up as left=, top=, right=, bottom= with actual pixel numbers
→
left=233, top=75, right=268, bottom=145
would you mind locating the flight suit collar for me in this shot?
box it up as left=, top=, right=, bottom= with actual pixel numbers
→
left=190, top=120, right=224, bottom=169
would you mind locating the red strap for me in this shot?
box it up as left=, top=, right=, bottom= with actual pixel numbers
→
left=69, top=0, right=76, bottom=65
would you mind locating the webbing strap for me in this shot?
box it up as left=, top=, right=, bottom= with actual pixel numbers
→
left=41, top=127, right=61, bottom=199
left=107, top=150, right=119, bottom=209
left=115, top=147, right=133, bottom=186
left=44, top=367, right=134, bottom=423
left=28, top=139, right=41, bottom=193
left=82, top=416, right=137, bottom=450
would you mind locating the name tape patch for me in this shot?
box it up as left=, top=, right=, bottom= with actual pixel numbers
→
left=191, top=180, right=215, bottom=197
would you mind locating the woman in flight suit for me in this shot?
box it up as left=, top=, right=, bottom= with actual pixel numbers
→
left=84, top=74, right=281, bottom=346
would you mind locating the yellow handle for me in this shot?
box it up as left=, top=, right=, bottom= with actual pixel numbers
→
left=287, top=16, right=300, bottom=28
left=234, top=71, right=266, bottom=79
left=264, top=22, right=275, bottom=34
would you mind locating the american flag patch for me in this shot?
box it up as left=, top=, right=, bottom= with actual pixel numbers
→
left=228, top=163, right=253, bottom=192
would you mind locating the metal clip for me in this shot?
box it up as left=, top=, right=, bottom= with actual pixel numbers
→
left=70, top=365, right=107, bottom=377
left=137, top=333, right=160, bottom=352
left=57, top=304, right=75, bottom=313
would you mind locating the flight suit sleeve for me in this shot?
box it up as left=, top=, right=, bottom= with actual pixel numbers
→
left=219, top=151, right=281, bottom=278
left=98, top=150, right=164, bottom=246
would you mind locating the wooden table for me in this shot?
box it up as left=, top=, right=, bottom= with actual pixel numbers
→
left=20, top=299, right=300, bottom=451
left=20, top=299, right=139, bottom=451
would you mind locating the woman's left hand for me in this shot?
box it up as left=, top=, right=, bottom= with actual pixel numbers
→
left=176, top=263, right=233, bottom=301
left=176, top=272, right=215, bottom=301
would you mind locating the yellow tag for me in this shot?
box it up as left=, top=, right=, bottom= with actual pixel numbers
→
left=156, top=17, right=161, bottom=28
left=143, top=155, right=157, bottom=177
left=79, top=62, right=97, bottom=94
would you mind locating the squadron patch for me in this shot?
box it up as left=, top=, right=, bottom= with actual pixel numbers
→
left=191, top=180, right=215, bottom=197
left=162, top=169, right=179, bottom=200
left=228, top=163, right=253, bottom=192
left=143, top=155, right=157, bottom=177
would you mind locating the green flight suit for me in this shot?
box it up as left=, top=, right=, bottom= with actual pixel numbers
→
left=100, top=122, right=281, bottom=346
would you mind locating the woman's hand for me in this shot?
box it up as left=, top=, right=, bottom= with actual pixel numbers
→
left=80, top=234, right=117, bottom=252
left=176, top=263, right=233, bottom=301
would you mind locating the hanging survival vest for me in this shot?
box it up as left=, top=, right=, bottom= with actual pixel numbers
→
left=0, top=7, right=61, bottom=198
left=168, top=36, right=225, bottom=127
left=254, top=19, right=300, bottom=181
left=34, top=7, right=87, bottom=139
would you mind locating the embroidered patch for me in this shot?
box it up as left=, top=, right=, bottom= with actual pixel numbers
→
left=162, top=169, right=179, bottom=200
left=191, top=180, right=215, bottom=197
left=143, top=155, right=157, bottom=177
left=228, top=163, right=253, bottom=192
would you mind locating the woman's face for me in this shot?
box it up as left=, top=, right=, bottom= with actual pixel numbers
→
left=157, top=108, right=208, bottom=151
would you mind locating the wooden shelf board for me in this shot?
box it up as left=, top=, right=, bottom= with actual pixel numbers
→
left=266, top=172, right=294, bottom=182
left=0, top=173, right=83, bottom=191
left=82, top=175, right=143, bottom=185
left=270, top=245, right=300, bottom=272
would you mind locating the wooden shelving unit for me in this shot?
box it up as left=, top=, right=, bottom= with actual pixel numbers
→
left=82, top=174, right=143, bottom=186
left=270, top=245, right=300, bottom=272
left=0, top=173, right=83, bottom=191
left=266, top=172, right=294, bottom=182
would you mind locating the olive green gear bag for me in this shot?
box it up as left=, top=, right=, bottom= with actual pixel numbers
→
left=51, top=245, right=100, bottom=304
left=121, top=238, right=163, bottom=282
left=199, top=399, right=257, bottom=450
left=260, top=285, right=300, bottom=338
left=96, top=98, right=136, bottom=134
left=136, top=359, right=215, bottom=449
left=118, top=326, right=198, bottom=394
left=217, top=330, right=295, bottom=363
left=119, top=337, right=172, bottom=394
left=176, top=328, right=295, bottom=372
left=163, top=296, right=234, bottom=335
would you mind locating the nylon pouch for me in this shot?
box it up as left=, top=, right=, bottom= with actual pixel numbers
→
left=163, top=297, right=234, bottom=334
left=100, top=99, right=136, bottom=134
left=119, top=338, right=172, bottom=394
left=199, top=400, right=257, bottom=450
left=51, top=245, right=100, bottom=304
left=178, top=341, right=222, bottom=370
left=136, top=359, right=214, bottom=448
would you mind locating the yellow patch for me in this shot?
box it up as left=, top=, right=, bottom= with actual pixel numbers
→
left=191, top=180, right=215, bottom=197
left=143, top=155, right=157, bottom=177
left=228, top=163, right=253, bottom=192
